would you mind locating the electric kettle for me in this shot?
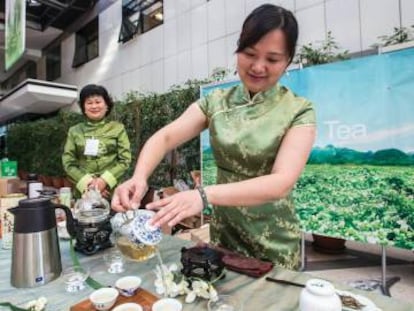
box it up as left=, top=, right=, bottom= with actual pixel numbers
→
left=9, top=197, right=75, bottom=288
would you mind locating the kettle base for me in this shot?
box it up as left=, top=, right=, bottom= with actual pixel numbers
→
left=74, top=216, right=113, bottom=255
left=75, top=238, right=112, bottom=255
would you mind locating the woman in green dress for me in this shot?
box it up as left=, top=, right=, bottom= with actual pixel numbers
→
left=112, top=4, right=316, bottom=269
left=62, top=84, right=131, bottom=199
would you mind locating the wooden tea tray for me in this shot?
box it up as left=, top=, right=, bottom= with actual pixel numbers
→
left=70, top=288, right=159, bottom=311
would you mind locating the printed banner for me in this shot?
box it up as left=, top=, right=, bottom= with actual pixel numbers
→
left=5, top=0, right=26, bottom=71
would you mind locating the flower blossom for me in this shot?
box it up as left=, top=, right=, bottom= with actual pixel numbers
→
left=153, top=263, right=220, bottom=303
left=185, top=279, right=218, bottom=303
left=25, top=297, right=47, bottom=311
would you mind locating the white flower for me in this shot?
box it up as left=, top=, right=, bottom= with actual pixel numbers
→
left=209, top=285, right=218, bottom=302
left=153, top=262, right=220, bottom=304
left=154, top=263, right=184, bottom=297
left=185, top=280, right=218, bottom=303
left=25, top=297, right=47, bottom=311
left=176, top=279, right=190, bottom=296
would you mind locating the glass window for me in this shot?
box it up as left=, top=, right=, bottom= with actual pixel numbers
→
left=72, top=18, right=99, bottom=68
left=46, top=44, right=61, bottom=81
left=119, top=0, right=163, bottom=43
left=0, top=61, right=37, bottom=90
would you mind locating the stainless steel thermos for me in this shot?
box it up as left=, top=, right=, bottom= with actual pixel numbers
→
left=9, top=197, right=75, bottom=288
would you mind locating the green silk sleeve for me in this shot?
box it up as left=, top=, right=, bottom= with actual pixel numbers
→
left=291, top=100, right=316, bottom=127
left=196, top=96, right=209, bottom=117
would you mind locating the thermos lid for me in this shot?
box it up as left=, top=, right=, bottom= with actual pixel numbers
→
left=19, top=197, right=51, bottom=208
left=13, top=197, right=58, bottom=233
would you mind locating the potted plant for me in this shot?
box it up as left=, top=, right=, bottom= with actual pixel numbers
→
left=312, top=233, right=346, bottom=254
left=294, top=31, right=349, bottom=67
left=377, top=25, right=414, bottom=46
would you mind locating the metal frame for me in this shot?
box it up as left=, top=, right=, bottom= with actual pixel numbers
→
left=299, top=233, right=401, bottom=296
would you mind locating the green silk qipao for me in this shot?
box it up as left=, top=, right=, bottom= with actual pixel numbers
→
left=197, top=83, right=316, bottom=269
left=62, top=119, right=131, bottom=198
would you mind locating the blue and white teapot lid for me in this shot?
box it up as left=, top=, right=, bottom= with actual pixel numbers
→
left=111, top=209, right=162, bottom=246
left=131, top=210, right=162, bottom=245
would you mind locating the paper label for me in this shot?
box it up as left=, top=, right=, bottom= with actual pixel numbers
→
left=84, top=139, right=100, bottom=156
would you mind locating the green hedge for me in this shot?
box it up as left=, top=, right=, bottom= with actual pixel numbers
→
left=7, top=80, right=208, bottom=188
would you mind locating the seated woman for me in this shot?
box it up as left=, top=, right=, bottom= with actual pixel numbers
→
left=62, top=84, right=131, bottom=199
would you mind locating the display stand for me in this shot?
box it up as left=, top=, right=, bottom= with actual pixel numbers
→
left=300, top=234, right=401, bottom=297
left=346, top=246, right=401, bottom=296
left=300, top=232, right=306, bottom=271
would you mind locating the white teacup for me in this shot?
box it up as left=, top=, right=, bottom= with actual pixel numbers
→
left=115, top=276, right=142, bottom=297
left=89, top=287, right=119, bottom=311
left=112, top=302, right=143, bottom=311
left=152, top=298, right=182, bottom=311
left=207, top=294, right=243, bottom=311
left=299, top=279, right=341, bottom=311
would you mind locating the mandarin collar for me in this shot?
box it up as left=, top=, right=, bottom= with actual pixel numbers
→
left=239, top=84, right=280, bottom=104
left=85, top=118, right=107, bottom=127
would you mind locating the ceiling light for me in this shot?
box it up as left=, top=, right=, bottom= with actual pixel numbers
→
left=154, top=12, right=163, bottom=21
left=27, top=0, right=42, bottom=7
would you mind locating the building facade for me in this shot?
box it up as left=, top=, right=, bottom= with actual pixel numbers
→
left=7, top=0, right=414, bottom=100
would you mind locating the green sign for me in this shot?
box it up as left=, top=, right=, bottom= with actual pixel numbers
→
left=5, top=0, right=26, bottom=71
left=1, top=161, right=17, bottom=177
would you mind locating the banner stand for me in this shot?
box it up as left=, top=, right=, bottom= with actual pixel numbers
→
left=301, top=237, right=401, bottom=296
left=347, top=246, right=401, bottom=296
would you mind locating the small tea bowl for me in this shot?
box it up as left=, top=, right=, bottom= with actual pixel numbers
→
left=207, top=294, right=243, bottom=311
left=89, top=287, right=119, bottom=311
left=112, top=302, right=143, bottom=311
left=152, top=298, right=182, bottom=311
left=115, top=276, right=142, bottom=297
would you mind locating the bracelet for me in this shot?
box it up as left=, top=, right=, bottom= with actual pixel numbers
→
left=196, top=186, right=209, bottom=210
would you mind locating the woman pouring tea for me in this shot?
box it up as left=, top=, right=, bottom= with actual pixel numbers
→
left=112, top=4, right=316, bottom=269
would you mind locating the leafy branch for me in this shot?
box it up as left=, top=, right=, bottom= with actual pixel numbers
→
left=376, top=26, right=414, bottom=47
left=294, top=31, right=349, bottom=67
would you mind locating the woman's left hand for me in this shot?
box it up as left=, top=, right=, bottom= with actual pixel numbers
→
left=146, top=189, right=203, bottom=228
left=89, top=177, right=108, bottom=193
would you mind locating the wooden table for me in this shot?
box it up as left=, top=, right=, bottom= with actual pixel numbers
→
left=1, top=236, right=413, bottom=310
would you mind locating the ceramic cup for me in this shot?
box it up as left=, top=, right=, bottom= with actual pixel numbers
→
left=152, top=298, right=182, bottom=311
left=115, top=276, right=142, bottom=297
left=89, top=287, right=119, bottom=311
left=112, top=302, right=143, bottom=311
left=207, top=294, right=243, bottom=311
left=299, top=279, right=341, bottom=311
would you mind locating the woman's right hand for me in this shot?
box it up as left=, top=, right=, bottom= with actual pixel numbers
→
left=111, top=178, right=148, bottom=212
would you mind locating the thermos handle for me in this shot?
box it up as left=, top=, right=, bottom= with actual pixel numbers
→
left=54, top=203, right=77, bottom=238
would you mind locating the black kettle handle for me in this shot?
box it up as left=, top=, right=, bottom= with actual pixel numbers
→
left=54, top=203, right=77, bottom=238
